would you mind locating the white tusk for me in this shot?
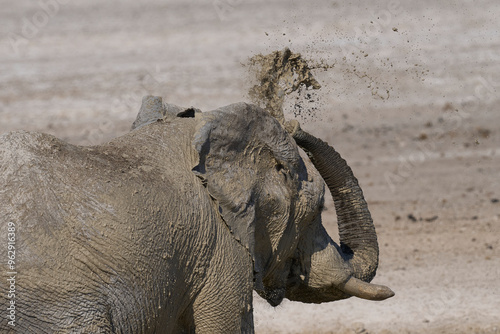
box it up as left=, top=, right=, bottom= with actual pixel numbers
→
left=340, top=276, right=395, bottom=301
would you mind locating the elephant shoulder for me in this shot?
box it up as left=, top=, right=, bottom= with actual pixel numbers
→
left=0, top=131, right=105, bottom=203
left=0, top=130, right=72, bottom=172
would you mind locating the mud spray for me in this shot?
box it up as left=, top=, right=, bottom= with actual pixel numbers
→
left=247, top=48, right=323, bottom=124
left=247, top=47, right=416, bottom=124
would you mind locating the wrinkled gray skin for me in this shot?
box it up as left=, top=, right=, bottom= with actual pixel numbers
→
left=0, top=96, right=393, bottom=333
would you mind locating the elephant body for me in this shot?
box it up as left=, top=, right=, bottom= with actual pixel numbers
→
left=1, top=114, right=254, bottom=332
left=0, top=100, right=393, bottom=333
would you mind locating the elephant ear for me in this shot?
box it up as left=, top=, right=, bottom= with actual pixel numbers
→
left=192, top=103, right=258, bottom=252
left=131, top=95, right=200, bottom=130
left=192, top=102, right=296, bottom=281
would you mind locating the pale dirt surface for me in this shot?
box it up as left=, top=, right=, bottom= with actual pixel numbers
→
left=1, top=1, right=500, bottom=333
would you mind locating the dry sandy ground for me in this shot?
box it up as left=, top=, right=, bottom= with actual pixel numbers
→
left=1, top=1, right=499, bottom=333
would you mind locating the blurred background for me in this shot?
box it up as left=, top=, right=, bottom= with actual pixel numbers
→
left=1, top=1, right=499, bottom=333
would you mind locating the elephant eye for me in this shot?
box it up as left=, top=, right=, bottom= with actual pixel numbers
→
left=275, top=163, right=288, bottom=182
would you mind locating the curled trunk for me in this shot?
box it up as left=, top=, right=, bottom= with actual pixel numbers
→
left=286, top=121, right=393, bottom=301
left=288, top=121, right=377, bottom=282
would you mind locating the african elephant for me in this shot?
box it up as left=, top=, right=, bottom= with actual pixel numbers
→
left=0, top=96, right=393, bottom=333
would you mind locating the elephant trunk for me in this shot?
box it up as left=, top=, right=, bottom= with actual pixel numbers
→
left=286, top=121, right=382, bottom=286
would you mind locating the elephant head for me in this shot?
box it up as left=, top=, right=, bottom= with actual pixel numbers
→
left=187, top=102, right=394, bottom=306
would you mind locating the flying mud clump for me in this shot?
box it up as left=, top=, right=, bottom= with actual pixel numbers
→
left=247, top=48, right=322, bottom=124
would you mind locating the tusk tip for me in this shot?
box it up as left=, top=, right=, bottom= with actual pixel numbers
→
left=342, top=277, right=395, bottom=301
left=371, top=285, right=395, bottom=301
